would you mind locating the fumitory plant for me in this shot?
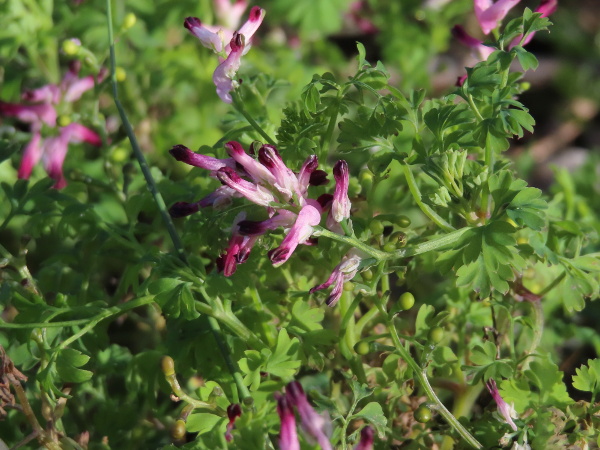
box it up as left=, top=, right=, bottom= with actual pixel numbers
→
left=1, top=0, right=600, bottom=449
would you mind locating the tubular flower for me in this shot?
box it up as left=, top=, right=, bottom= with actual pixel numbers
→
left=276, top=394, right=300, bottom=450
left=310, top=250, right=362, bottom=307
left=169, top=140, right=356, bottom=304
left=486, top=379, right=518, bottom=431
left=285, top=382, right=332, bottom=450
left=184, top=6, right=265, bottom=103
left=474, top=0, right=522, bottom=35
left=0, top=61, right=103, bottom=188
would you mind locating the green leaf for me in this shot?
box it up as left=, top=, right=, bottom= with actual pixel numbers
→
left=56, top=349, right=93, bottom=383
left=263, top=328, right=301, bottom=380
left=512, top=46, right=539, bottom=71
left=573, top=359, right=600, bottom=395
left=186, top=413, right=224, bottom=434
left=352, top=402, right=387, bottom=437
left=524, top=358, right=573, bottom=408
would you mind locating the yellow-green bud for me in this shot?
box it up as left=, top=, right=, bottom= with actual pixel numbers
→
left=110, top=147, right=129, bottom=163
left=123, top=13, right=137, bottom=30
left=161, top=356, right=175, bottom=376
left=62, top=39, right=80, bottom=56
left=58, top=115, right=71, bottom=127
left=115, top=67, right=127, bottom=82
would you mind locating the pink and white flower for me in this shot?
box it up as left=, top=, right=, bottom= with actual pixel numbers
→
left=0, top=61, right=103, bottom=188
left=310, top=250, right=362, bottom=307
left=184, top=6, right=265, bottom=103
left=486, top=379, right=518, bottom=431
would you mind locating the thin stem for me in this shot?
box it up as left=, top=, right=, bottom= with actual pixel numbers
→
left=321, top=92, right=341, bottom=156
left=231, top=92, right=276, bottom=145
left=401, top=164, right=455, bottom=232
left=12, top=383, right=61, bottom=450
left=207, top=316, right=253, bottom=406
left=0, top=242, right=41, bottom=296
left=313, top=227, right=388, bottom=260
left=466, top=93, right=484, bottom=122
left=105, top=0, right=186, bottom=263
left=374, top=295, right=482, bottom=449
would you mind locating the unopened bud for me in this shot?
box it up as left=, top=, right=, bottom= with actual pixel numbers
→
left=57, top=115, right=71, bottom=127
left=161, top=356, right=175, bottom=376
left=123, top=13, right=137, bottom=30
left=115, top=67, right=127, bottom=82
left=62, top=39, right=81, bottom=56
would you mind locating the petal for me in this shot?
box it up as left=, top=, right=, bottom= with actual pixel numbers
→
left=258, top=144, right=299, bottom=200
left=238, top=210, right=296, bottom=236
left=236, top=6, right=265, bottom=42
left=297, top=155, right=319, bottom=195
left=17, top=132, right=43, bottom=180
left=170, top=144, right=236, bottom=171
left=286, top=382, right=332, bottom=450
left=21, top=84, right=60, bottom=104
left=268, top=204, right=321, bottom=266
left=213, top=33, right=244, bottom=103
left=214, top=0, right=249, bottom=30
left=353, top=426, right=374, bottom=450
left=63, top=75, right=95, bottom=103
left=217, top=167, right=275, bottom=206
left=0, top=102, right=57, bottom=127
left=184, top=17, right=224, bottom=52
left=63, top=123, right=102, bottom=146
left=225, top=141, right=276, bottom=184
left=475, top=0, right=521, bottom=35
left=276, top=394, right=300, bottom=450
left=452, top=25, right=494, bottom=60
left=41, top=133, right=70, bottom=189
left=332, top=160, right=351, bottom=223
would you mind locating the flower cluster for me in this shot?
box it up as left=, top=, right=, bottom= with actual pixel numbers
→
left=0, top=61, right=103, bottom=188
left=275, top=381, right=373, bottom=450
left=453, top=0, right=557, bottom=83
left=169, top=141, right=358, bottom=306
left=184, top=3, right=265, bottom=103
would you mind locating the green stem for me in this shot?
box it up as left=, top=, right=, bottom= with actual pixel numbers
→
left=314, top=227, right=388, bottom=259
left=231, top=92, right=276, bottom=145
left=0, top=242, right=41, bottom=296
left=374, top=296, right=482, bottom=449
left=401, top=164, right=455, bottom=232
left=321, top=93, right=341, bottom=156
left=207, top=316, right=253, bottom=406
left=466, top=93, right=484, bottom=123
left=105, top=0, right=185, bottom=263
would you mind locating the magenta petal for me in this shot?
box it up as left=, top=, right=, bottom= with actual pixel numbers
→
left=170, top=144, right=235, bottom=171
left=236, top=6, right=266, bottom=43
left=286, top=382, right=332, bottom=450
left=354, top=426, right=374, bottom=450
left=213, top=33, right=244, bottom=103
left=474, top=0, right=522, bottom=35
left=41, top=133, right=70, bottom=189
left=63, top=75, right=95, bottom=103
left=0, top=102, right=57, bottom=127
left=268, top=204, right=321, bottom=266
left=486, top=379, right=518, bottom=431
left=64, top=123, right=102, bottom=146
left=332, top=160, right=351, bottom=223
left=21, top=84, right=60, bottom=104
left=225, top=141, right=276, bottom=184
left=217, top=167, right=275, bottom=206
left=276, top=394, right=300, bottom=450
left=258, top=145, right=299, bottom=199
left=18, top=132, right=43, bottom=180
left=184, top=17, right=224, bottom=52
left=214, top=0, right=249, bottom=30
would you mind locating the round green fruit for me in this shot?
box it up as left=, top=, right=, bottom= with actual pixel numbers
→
left=414, top=405, right=432, bottom=423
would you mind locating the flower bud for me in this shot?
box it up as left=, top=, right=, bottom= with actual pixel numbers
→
left=62, top=39, right=81, bottom=56
left=161, top=356, right=175, bottom=376
left=115, top=67, right=127, bottom=82
left=123, top=13, right=137, bottom=30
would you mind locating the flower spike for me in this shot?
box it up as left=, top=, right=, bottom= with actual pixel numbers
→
left=486, top=379, right=518, bottom=431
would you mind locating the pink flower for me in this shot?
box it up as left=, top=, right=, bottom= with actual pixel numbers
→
left=268, top=203, right=322, bottom=267
left=354, top=426, right=374, bottom=450
left=285, top=381, right=332, bottom=450
left=0, top=62, right=102, bottom=188
left=225, top=403, right=242, bottom=442
left=169, top=141, right=355, bottom=299
left=452, top=25, right=495, bottom=61
left=215, top=0, right=249, bottom=31
left=184, top=6, right=265, bottom=103
left=486, top=379, right=518, bottom=431
left=332, top=160, right=351, bottom=223
left=474, top=0, right=522, bottom=35
left=310, top=250, right=362, bottom=307
left=276, top=394, right=300, bottom=450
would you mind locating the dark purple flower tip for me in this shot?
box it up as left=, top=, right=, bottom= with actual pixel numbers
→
left=304, top=155, right=318, bottom=172
left=355, top=426, right=374, bottom=450
left=248, top=6, right=263, bottom=21
left=184, top=17, right=202, bottom=30
left=333, top=160, right=349, bottom=179
left=268, top=247, right=290, bottom=265
left=68, top=60, right=82, bottom=75
left=304, top=237, right=318, bottom=246
left=286, top=381, right=305, bottom=402
left=227, top=404, right=242, bottom=421
left=169, top=144, right=193, bottom=162
left=456, top=74, right=467, bottom=87
left=169, top=201, right=200, bottom=218
left=316, top=193, right=333, bottom=209
left=217, top=166, right=243, bottom=185
left=257, top=145, right=279, bottom=169
left=225, top=141, right=245, bottom=156
left=237, top=220, right=267, bottom=236
left=309, top=170, right=329, bottom=186
left=21, top=90, right=36, bottom=102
